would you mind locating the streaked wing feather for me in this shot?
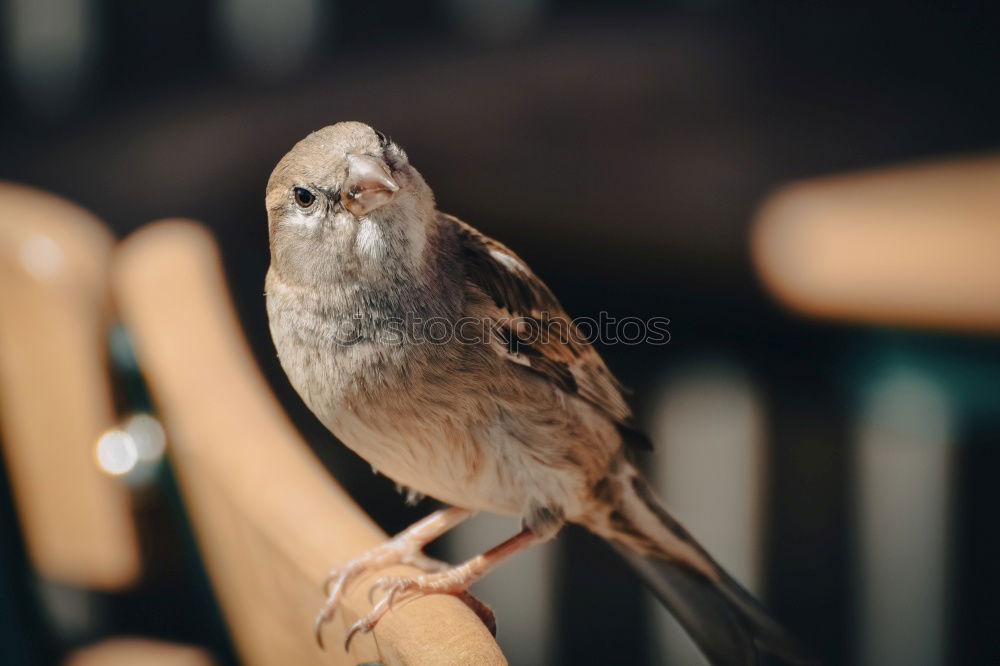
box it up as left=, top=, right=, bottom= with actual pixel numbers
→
left=444, top=213, right=649, bottom=449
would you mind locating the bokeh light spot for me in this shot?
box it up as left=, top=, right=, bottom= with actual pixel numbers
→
left=94, top=429, right=138, bottom=476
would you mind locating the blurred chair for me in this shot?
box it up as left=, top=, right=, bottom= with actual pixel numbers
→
left=64, top=637, right=213, bottom=666
left=752, top=154, right=1000, bottom=333
left=0, top=182, right=140, bottom=590
left=752, top=154, right=1000, bottom=666
left=112, top=220, right=506, bottom=666
left=646, top=359, right=767, bottom=665
left=0, top=183, right=217, bottom=664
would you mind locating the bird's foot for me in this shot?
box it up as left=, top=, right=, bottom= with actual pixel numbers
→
left=345, top=561, right=495, bottom=650
left=314, top=537, right=447, bottom=648
left=314, top=507, right=474, bottom=649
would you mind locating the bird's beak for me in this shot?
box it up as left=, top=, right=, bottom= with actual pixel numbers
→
left=342, top=154, right=399, bottom=216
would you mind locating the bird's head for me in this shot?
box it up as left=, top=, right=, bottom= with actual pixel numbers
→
left=266, top=122, right=435, bottom=284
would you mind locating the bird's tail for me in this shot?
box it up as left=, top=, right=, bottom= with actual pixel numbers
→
left=586, top=456, right=814, bottom=666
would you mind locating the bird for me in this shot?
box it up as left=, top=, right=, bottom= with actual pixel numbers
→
left=264, top=121, right=812, bottom=665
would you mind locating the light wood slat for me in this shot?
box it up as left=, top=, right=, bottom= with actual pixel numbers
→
left=752, top=155, right=1000, bottom=332
left=0, top=182, right=140, bottom=589
left=112, top=219, right=506, bottom=666
left=65, top=637, right=214, bottom=666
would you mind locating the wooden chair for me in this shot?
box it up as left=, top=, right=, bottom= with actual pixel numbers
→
left=0, top=183, right=218, bottom=665
left=752, top=154, right=1000, bottom=332
left=0, top=182, right=140, bottom=590
left=64, top=637, right=214, bottom=666
left=112, top=219, right=506, bottom=665
left=751, top=154, right=1000, bottom=666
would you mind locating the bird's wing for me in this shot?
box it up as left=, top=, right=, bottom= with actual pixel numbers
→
left=443, top=213, right=650, bottom=449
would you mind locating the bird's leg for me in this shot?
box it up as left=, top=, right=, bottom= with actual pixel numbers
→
left=345, top=526, right=541, bottom=650
left=315, top=506, right=472, bottom=647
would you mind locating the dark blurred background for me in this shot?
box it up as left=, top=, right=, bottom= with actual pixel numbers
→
left=2, top=1, right=1000, bottom=665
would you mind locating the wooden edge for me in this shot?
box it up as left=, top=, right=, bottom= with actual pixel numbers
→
left=0, top=181, right=141, bottom=589
left=111, top=219, right=506, bottom=666
left=64, top=637, right=214, bottom=666
left=751, top=154, right=1000, bottom=333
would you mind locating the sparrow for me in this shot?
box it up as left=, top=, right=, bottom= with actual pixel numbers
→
left=264, top=122, right=811, bottom=665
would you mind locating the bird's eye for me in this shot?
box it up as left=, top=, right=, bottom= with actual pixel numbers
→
left=293, top=187, right=315, bottom=208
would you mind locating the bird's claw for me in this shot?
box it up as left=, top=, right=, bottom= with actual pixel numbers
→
left=323, top=563, right=379, bottom=599
left=322, top=569, right=497, bottom=651
left=343, top=580, right=409, bottom=651
left=350, top=571, right=477, bottom=645
left=314, top=567, right=357, bottom=649
left=314, top=611, right=330, bottom=650
left=367, top=575, right=411, bottom=603
left=314, top=549, right=450, bottom=650
left=322, top=569, right=341, bottom=596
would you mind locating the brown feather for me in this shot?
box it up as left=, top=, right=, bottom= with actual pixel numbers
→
left=442, top=213, right=649, bottom=448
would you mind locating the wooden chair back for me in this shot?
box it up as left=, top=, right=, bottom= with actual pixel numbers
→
left=0, top=182, right=140, bottom=589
